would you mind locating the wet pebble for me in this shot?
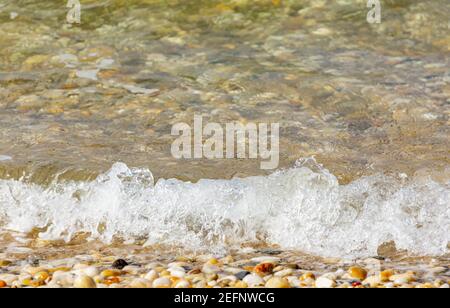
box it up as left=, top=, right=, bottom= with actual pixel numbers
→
left=112, top=259, right=129, bottom=270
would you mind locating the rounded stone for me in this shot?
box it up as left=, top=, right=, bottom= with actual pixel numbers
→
left=74, top=275, right=97, bottom=288
left=265, top=277, right=290, bottom=288
left=315, top=276, right=336, bottom=288
left=348, top=266, right=368, bottom=280
left=153, top=277, right=171, bottom=288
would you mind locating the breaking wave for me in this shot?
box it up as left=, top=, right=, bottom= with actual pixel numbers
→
left=0, top=159, right=448, bottom=258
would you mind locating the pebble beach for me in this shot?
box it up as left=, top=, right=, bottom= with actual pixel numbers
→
left=0, top=237, right=449, bottom=288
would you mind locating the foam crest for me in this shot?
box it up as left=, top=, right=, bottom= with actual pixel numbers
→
left=0, top=160, right=448, bottom=258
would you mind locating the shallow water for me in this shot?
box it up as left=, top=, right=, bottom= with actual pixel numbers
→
left=0, top=1, right=449, bottom=259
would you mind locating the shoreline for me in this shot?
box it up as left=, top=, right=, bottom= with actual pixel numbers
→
left=0, top=242, right=448, bottom=288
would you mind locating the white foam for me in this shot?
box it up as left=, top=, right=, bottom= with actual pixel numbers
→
left=0, top=160, right=448, bottom=258
left=0, top=155, right=12, bottom=161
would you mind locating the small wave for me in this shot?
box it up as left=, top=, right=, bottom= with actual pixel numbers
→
left=0, top=159, right=448, bottom=258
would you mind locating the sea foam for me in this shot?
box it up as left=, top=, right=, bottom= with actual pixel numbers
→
left=0, top=159, right=448, bottom=258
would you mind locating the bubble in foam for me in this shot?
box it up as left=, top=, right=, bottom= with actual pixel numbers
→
left=0, top=160, right=448, bottom=258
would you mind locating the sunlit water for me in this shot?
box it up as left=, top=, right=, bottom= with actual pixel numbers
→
left=0, top=0, right=449, bottom=260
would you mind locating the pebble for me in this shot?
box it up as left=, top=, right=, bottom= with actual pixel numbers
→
left=0, top=260, right=12, bottom=267
left=363, top=275, right=381, bottom=288
left=77, top=266, right=99, bottom=278
left=348, top=266, right=368, bottom=280
left=315, top=276, right=337, bottom=288
left=254, top=263, right=275, bottom=274
left=50, top=271, right=74, bottom=287
left=74, top=275, right=97, bottom=288
left=174, top=280, right=191, bottom=288
left=274, top=269, right=294, bottom=277
left=234, top=281, right=248, bottom=288
left=243, top=274, right=265, bottom=287
left=380, top=269, right=394, bottom=282
left=101, top=269, right=121, bottom=278
left=152, top=277, right=171, bottom=288
left=144, top=270, right=159, bottom=281
left=265, top=277, right=290, bottom=288
left=112, top=259, right=129, bottom=270
left=235, top=271, right=251, bottom=280
left=251, top=257, right=280, bottom=264
left=0, top=280, right=6, bottom=288
left=202, top=264, right=220, bottom=274
left=390, top=273, right=416, bottom=284
left=129, top=278, right=152, bottom=288
left=0, top=274, right=17, bottom=285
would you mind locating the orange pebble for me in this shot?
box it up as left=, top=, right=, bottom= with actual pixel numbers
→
left=254, top=263, right=275, bottom=274
left=0, top=280, right=7, bottom=288
left=104, top=277, right=121, bottom=285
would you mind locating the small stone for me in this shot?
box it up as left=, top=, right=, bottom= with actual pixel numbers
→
left=174, top=279, right=191, bottom=288
left=234, top=281, right=248, bottom=288
left=390, top=273, right=416, bottom=284
left=74, top=275, right=97, bottom=288
left=77, top=266, right=99, bottom=278
left=50, top=271, right=73, bottom=287
left=363, top=275, right=381, bottom=288
left=0, top=274, right=18, bottom=285
left=24, top=266, right=46, bottom=276
left=208, top=258, right=219, bottom=265
left=243, top=274, right=265, bottom=287
left=122, top=265, right=140, bottom=275
left=144, top=270, right=158, bottom=281
left=315, top=276, right=336, bottom=288
left=265, top=277, right=290, bottom=288
left=235, top=271, right=250, bottom=280
left=129, top=278, right=152, bottom=288
left=0, top=260, right=12, bottom=267
left=112, top=259, right=129, bottom=270
left=104, top=276, right=121, bottom=286
left=274, top=269, right=293, bottom=277
left=202, top=264, right=220, bottom=274
left=0, top=280, right=6, bottom=288
left=153, top=277, right=171, bottom=288
left=251, top=257, right=280, bottom=264
left=348, top=266, right=368, bottom=280
left=169, top=269, right=186, bottom=278
left=207, top=280, right=217, bottom=287
left=416, top=283, right=434, bottom=289
left=34, top=271, right=49, bottom=282
left=380, top=269, right=394, bottom=282
left=300, top=272, right=316, bottom=281
left=254, top=263, right=275, bottom=274
left=101, top=269, right=121, bottom=278
left=188, top=268, right=202, bottom=275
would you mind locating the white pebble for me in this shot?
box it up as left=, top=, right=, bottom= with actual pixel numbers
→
left=274, top=269, right=293, bottom=277
left=130, top=278, right=152, bottom=288
left=315, top=276, right=336, bottom=288
left=144, top=270, right=158, bottom=281
left=243, top=274, right=265, bottom=287
left=174, top=280, right=191, bottom=288
left=251, top=257, right=280, bottom=264
left=202, top=264, right=220, bottom=274
left=152, top=277, right=171, bottom=288
left=73, top=275, right=96, bottom=288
